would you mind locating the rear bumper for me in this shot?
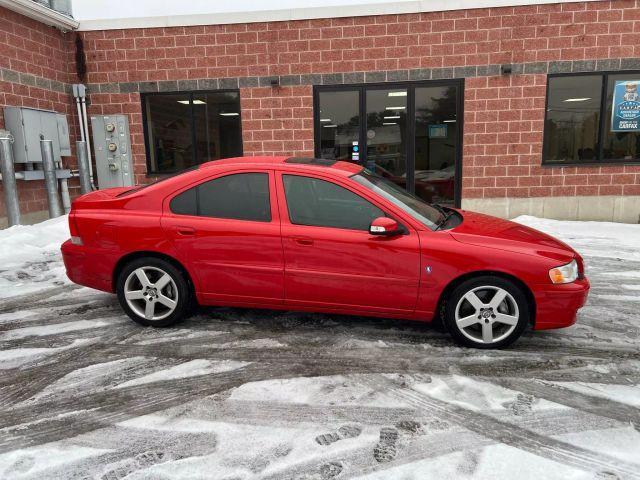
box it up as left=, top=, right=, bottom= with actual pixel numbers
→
left=61, top=240, right=114, bottom=293
left=532, top=277, right=590, bottom=330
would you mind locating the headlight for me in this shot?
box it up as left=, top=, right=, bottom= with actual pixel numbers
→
left=549, top=259, right=578, bottom=284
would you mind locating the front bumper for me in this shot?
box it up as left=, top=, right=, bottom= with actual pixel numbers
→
left=532, top=277, right=590, bottom=330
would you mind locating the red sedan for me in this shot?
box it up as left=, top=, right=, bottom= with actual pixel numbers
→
left=61, top=156, right=590, bottom=348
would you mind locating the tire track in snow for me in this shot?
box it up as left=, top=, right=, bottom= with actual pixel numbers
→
left=491, top=377, right=640, bottom=427
left=0, top=363, right=290, bottom=452
left=259, top=401, right=623, bottom=479
left=0, top=284, right=81, bottom=314
left=355, top=375, right=640, bottom=479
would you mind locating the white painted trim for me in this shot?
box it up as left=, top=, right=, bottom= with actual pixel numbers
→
left=0, top=0, right=78, bottom=31
left=76, top=0, right=599, bottom=31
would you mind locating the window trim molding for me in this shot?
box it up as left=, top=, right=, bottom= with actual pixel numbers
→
left=140, top=89, right=243, bottom=176
left=542, top=70, right=640, bottom=167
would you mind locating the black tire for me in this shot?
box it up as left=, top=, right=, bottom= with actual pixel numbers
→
left=116, top=257, right=192, bottom=327
left=443, top=275, right=530, bottom=349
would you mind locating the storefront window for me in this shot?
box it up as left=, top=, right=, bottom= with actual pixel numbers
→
left=603, top=74, right=640, bottom=161
left=144, top=91, right=242, bottom=174
left=543, top=73, right=640, bottom=165
left=543, top=76, right=601, bottom=164
left=317, top=90, right=360, bottom=161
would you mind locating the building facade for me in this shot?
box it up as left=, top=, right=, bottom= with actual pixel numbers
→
left=1, top=0, right=640, bottom=227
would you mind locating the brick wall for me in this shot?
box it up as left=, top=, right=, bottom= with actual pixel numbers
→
left=0, top=6, right=81, bottom=220
left=78, top=0, right=640, bottom=199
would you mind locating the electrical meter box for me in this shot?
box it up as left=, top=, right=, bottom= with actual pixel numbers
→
left=91, top=115, right=134, bottom=189
left=3, top=107, right=71, bottom=163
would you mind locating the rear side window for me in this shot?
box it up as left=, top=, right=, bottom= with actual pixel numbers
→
left=170, top=173, right=271, bottom=222
left=283, top=175, right=383, bottom=230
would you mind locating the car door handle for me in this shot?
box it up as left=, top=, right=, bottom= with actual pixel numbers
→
left=175, top=226, right=196, bottom=236
left=293, top=237, right=314, bottom=246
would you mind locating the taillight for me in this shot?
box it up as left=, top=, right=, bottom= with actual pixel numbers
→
left=68, top=211, right=83, bottom=245
left=575, top=255, right=585, bottom=279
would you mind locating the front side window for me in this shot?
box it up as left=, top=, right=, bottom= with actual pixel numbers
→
left=170, top=173, right=271, bottom=222
left=144, top=91, right=243, bottom=174
left=544, top=73, right=640, bottom=164
left=283, top=175, right=383, bottom=231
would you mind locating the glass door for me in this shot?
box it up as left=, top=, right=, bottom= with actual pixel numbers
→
left=314, top=81, right=462, bottom=207
left=317, top=89, right=360, bottom=161
left=364, top=88, right=408, bottom=192
left=414, top=85, right=459, bottom=205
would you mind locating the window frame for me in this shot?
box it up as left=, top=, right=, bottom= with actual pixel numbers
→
left=281, top=173, right=388, bottom=232
left=141, top=89, right=244, bottom=176
left=543, top=70, right=640, bottom=167
left=168, top=171, right=273, bottom=223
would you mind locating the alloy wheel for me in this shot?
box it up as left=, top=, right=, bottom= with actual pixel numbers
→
left=454, top=285, right=519, bottom=345
left=123, top=266, right=179, bottom=321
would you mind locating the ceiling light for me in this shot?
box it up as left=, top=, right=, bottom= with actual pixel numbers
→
left=220, top=112, right=239, bottom=116
left=320, top=118, right=332, bottom=122
left=177, top=100, right=206, bottom=105
left=323, top=124, right=337, bottom=128
left=388, top=91, right=407, bottom=97
left=563, top=98, right=591, bottom=102
left=443, top=119, right=456, bottom=123
left=384, top=115, right=400, bottom=120
left=383, top=122, right=397, bottom=126
left=386, top=106, right=406, bottom=110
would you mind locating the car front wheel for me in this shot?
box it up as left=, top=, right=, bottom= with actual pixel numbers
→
left=116, top=257, right=191, bottom=327
left=444, top=276, right=530, bottom=349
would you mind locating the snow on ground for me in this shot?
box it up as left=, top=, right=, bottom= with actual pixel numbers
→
left=0, top=319, right=119, bottom=341
left=0, top=215, right=639, bottom=479
left=0, top=216, right=70, bottom=299
left=114, top=359, right=250, bottom=389
left=514, top=215, right=640, bottom=262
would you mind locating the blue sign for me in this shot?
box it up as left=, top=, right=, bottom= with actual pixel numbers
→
left=611, top=80, right=640, bottom=132
left=429, top=124, right=448, bottom=138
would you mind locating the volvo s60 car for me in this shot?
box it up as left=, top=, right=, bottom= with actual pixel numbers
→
left=61, top=156, right=590, bottom=348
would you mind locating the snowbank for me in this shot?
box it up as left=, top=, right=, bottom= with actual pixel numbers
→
left=0, top=215, right=70, bottom=299
left=513, top=215, right=640, bottom=262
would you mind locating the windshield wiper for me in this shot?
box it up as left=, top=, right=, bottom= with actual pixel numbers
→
left=432, top=204, right=453, bottom=230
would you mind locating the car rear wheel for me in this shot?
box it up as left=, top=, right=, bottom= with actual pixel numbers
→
left=116, top=257, right=191, bottom=327
left=444, top=276, right=529, bottom=349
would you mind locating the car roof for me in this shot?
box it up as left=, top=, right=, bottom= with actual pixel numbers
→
left=199, top=156, right=362, bottom=177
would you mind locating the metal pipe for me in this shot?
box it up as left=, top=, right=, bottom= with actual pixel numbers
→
left=73, top=84, right=96, bottom=190
left=74, top=93, right=85, bottom=142
left=76, top=140, right=92, bottom=194
left=80, top=97, right=95, bottom=187
left=0, top=130, right=21, bottom=226
left=40, top=139, right=63, bottom=218
left=57, top=159, right=71, bottom=214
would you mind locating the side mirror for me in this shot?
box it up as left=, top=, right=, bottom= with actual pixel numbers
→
left=369, top=217, right=401, bottom=236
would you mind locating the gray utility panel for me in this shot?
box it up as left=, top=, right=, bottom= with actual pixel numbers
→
left=91, top=115, right=134, bottom=189
left=3, top=107, right=71, bottom=163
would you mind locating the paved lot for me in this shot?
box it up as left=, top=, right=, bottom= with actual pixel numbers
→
left=0, top=217, right=639, bottom=479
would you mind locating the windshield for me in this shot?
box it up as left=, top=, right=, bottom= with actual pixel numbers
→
left=352, top=169, right=445, bottom=230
